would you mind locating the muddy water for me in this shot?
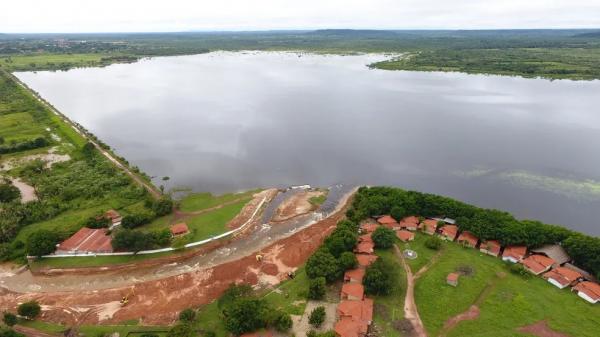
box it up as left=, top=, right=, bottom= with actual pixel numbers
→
left=14, top=52, right=600, bottom=235
left=0, top=186, right=352, bottom=293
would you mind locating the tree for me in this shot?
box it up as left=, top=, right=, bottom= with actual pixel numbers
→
left=371, top=226, right=395, bottom=249
left=218, top=283, right=253, bottom=313
left=121, top=212, right=152, bottom=229
left=85, top=215, right=110, bottom=229
left=272, top=311, right=293, bottom=332
left=308, top=306, right=326, bottom=328
left=308, top=277, right=326, bottom=300
left=17, top=301, right=40, bottom=320
left=324, top=228, right=357, bottom=257
left=152, top=198, right=173, bottom=216
left=81, top=142, right=96, bottom=158
left=338, top=251, right=357, bottom=271
left=306, top=249, right=341, bottom=283
left=26, top=230, right=60, bottom=257
left=390, top=205, right=406, bottom=222
left=223, top=298, right=268, bottom=335
left=178, top=308, right=196, bottom=322
left=0, top=328, right=24, bottom=337
left=424, top=236, right=442, bottom=250
left=2, top=312, right=17, bottom=327
left=0, top=182, right=20, bottom=203
left=363, top=259, right=395, bottom=296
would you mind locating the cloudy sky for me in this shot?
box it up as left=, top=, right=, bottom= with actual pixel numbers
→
left=2, top=0, right=600, bottom=33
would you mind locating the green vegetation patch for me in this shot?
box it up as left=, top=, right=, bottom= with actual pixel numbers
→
left=371, top=249, right=407, bottom=337
left=178, top=189, right=260, bottom=213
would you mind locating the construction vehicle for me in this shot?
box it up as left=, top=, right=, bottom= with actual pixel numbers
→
left=120, top=288, right=135, bottom=307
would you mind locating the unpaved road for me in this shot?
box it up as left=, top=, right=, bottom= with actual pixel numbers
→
left=394, top=244, right=428, bottom=337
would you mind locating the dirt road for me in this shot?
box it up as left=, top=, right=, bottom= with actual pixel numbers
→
left=394, top=244, right=428, bottom=337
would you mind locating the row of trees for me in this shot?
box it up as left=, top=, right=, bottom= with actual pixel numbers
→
left=0, top=137, right=49, bottom=154
left=349, top=186, right=600, bottom=279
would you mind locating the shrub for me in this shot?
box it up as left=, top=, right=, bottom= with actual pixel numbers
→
left=85, top=215, right=110, bottom=229
left=309, top=306, right=326, bottom=328
left=152, top=198, right=174, bottom=216
left=390, top=206, right=406, bottom=222
left=307, top=277, right=326, bottom=300
left=363, top=259, right=395, bottom=295
left=424, top=236, right=442, bottom=250
left=178, top=308, right=196, bottom=322
left=167, top=324, right=194, bottom=337
left=324, top=228, right=357, bottom=257
left=272, top=311, right=293, bottom=332
left=306, top=249, right=341, bottom=282
left=26, top=230, right=60, bottom=257
left=121, top=212, right=152, bottom=229
left=223, top=298, right=268, bottom=335
left=338, top=251, right=358, bottom=271
left=17, top=301, right=40, bottom=320
left=3, top=312, right=17, bottom=327
left=371, top=226, right=395, bottom=249
left=509, top=263, right=530, bottom=278
left=0, top=182, right=20, bottom=203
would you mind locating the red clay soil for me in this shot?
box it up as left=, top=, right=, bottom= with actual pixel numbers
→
left=439, top=305, right=480, bottom=336
left=0, top=192, right=352, bottom=326
left=271, top=190, right=324, bottom=223
left=517, top=321, right=572, bottom=337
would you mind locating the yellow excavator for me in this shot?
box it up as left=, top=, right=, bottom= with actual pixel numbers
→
left=120, top=288, right=135, bottom=307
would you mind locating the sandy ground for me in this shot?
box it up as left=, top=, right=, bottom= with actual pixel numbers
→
left=517, top=320, right=572, bottom=337
left=0, top=147, right=70, bottom=171
left=271, top=190, right=325, bottom=222
left=10, top=177, right=38, bottom=202
left=0, top=190, right=354, bottom=326
left=290, top=301, right=338, bottom=337
left=227, top=189, right=279, bottom=229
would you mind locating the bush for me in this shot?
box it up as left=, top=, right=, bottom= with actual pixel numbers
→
left=112, top=229, right=171, bottom=252
left=306, top=249, right=341, bottom=283
left=390, top=206, right=406, bottom=222
left=26, top=230, right=60, bottom=257
left=0, top=328, right=24, bottom=337
left=424, top=236, right=442, bottom=250
left=307, top=277, right=327, bottom=300
left=509, top=263, right=530, bottom=278
left=324, top=228, right=357, bottom=257
left=203, top=331, right=216, bottom=337
left=371, top=226, right=395, bottom=249
left=309, top=306, right=326, bottom=328
left=336, top=219, right=359, bottom=232
left=0, top=182, right=20, bottom=203
left=152, top=198, right=174, bottom=216
left=17, top=301, right=40, bottom=320
left=85, top=215, right=110, bottom=229
left=121, top=212, right=153, bottom=229
left=338, top=251, right=358, bottom=271
left=178, top=308, right=196, bottom=322
left=363, top=259, right=395, bottom=295
left=2, top=312, right=17, bottom=327
left=272, top=311, right=293, bottom=332
left=167, top=324, right=194, bottom=337
left=218, top=283, right=253, bottom=312
left=223, top=298, right=268, bottom=335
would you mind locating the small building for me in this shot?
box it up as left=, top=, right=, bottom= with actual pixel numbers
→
left=432, top=217, right=456, bottom=225
left=341, top=283, right=365, bottom=301
left=479, top=240, right=501, bottom=257
left=399, top=216, right=419, bottom=231
left=344, top=269, right=366, bottom=283
left=572, top=281, right=600, bottom=304
left=439, top=225, right=458, bottom=241
left=521, top=254, right=555, bottom=275
left=502, top=246, right=527, bottom=263
left=543, top=267, right=583, bottom=289
left=563, top=263, right=595, bottom=281
left=56, top=227, right=113, bottom=254
left=360, top=223, right=379, bottom=233
left=457, top=231, right=479, bottom=248
left=356, top=254, right=378, bottom=268
left=447, top=272, right=459, bottom=287
left=421, top=219, right=438, bottom=235
left=396, top=230, right=415, bottom=242
left=335, top=316, right=369, bottom=337
left=359, top=233, right=373, bottom=243
left=531, top=244, right=571, bottom=267
left=376, top=215, right=398, bottom=230
left=337, top=298, right=374, bottom=325
left=104, top=209, right=122, bottom=226
left=170, top=223, right=189, bottom=236
left=355, top=241, right=374, bottom=254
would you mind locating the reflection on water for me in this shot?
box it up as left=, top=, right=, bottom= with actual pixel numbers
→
left=15, top=52, right=600, bottom=235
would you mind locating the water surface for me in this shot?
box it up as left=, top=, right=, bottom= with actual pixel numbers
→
left=16, top=52, right=600, bottom=235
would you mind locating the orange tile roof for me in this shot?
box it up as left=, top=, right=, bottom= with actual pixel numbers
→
left=344, top=269, right=366, bottom=283
left=335, top=317, right=368, bottom=337
left=337, top=298, right=374, bottom=324
left=522, top=254, right=555, bottom=274
left=359, top=233, right=373, bottom=243
left=356, top=254, right=378, bottom=268
left=440, top=225, right=458, bottom=239
left=57, top=227, right=113, bottom=253
left=480, top=240, right=501, bottom=255
left=105, top=209, right=122, bottom=223
left=377, top=215, right=397, bottom=225
left=396, top=230, right=415, bottom=242
left=573, top=281, right=600, bottom=301
left=543, top=267, right=583, bottom=286
left=457, top=231, right=478, bottom=246
left=341, top=283, right=364, bottom=300
left=355, top=241, right=374, bottom=254
left=399, top=216, right=419, bottom=229
left=447, top=272, right=459, bottom=282
left=503, top=246, right=527, bottom=260
left=170, top=223, right=189, bottom=235
left=421, top=219, right=438, bottom=234
left=360, top=223, right=379, bottom=233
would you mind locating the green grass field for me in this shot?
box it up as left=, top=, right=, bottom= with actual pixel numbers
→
left=0, top=111, right=48, bottom=143
left=1, top=53, right=132, bottom=72
left=372, top=249, right=407, bottom=337
left=17, top=318, right=168, bottom=337
left=185, top=198, right=251, bottom=241
left=178, top=189, right=260, bottom=212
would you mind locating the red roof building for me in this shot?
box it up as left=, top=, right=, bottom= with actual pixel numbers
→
left=356, top=254, right=378, bottom=268
left=543, top=267, right=583, bottom=289
left=399, top=216, right=419, bottom=231
left=355, top=241, right=374, bottom=254
left=359, top=233, right=373, bottom=243
left=104, top=209, right=122, bottom=225
left=502, top=246, right=528, bottom=263
left=521, top=254, right=556, bottom=275
left=56, top=227, right=113, bottom=254
left=377, top=215, right=397, bottom=225
left=170, top=223, right=189, bottom=236
left=341, top=283, right=364, bottom=301
left=457, top=231, right=479, bottom=248
left=344, top=269, right=366, bottom=283
left=439, top=225, right=458, bottom=241
left=337, top=298, right=374, bottom=325
left=396, top=230, right=415, bottom=242
left=421, top=219, right=438, bottom=235
left=447, top=272, right=459, bottom=287
left=360, top=223, right=379, bottom=233
left=479, top=240, right=501, bottom=256
left=335, top=317, right=368, bottom=337
left=572, top=281, right=600, bottom=304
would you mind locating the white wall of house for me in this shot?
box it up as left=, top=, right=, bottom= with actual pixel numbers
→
left=502, top=256, right=518, bottom=263
left=547, top=278, right=567, bottom=289
left=577, top=291, right=599, bottom=304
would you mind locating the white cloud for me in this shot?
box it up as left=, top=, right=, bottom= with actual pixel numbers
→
left=1, top=0, right=599, bottom=33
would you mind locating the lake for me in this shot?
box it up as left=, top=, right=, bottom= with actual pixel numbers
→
left=15, top=52, right=600, bottom=235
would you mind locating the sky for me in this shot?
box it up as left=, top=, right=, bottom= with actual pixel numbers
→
left=1, top=0, right=600, bottom=33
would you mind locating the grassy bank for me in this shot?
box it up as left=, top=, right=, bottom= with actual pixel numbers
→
left=18, top=319, right=169, bottom=337
left=178, top=189, right=260, bottom=212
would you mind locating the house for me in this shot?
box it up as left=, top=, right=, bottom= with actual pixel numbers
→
left=170, top=223, right=189, bottom=236
left=432, top=217, right=456, bottom=225
left=56, top=227, right=113, bottom=254
left=341, top=283, right=364, bottom=301
left=377, top=215, right=398, bottom=229
left=399, top=216, right=419, bottom=231
left=360, top=223, right=378, bottom=233
left=479, top=240, right=501, bottom=257
left=335, top=316, right=369, bottom=337
left=502, top=246, right=527, bottom=263
left=337, top=298, right=374, bottom=325
left=421, top=219, right=438, bottom=235
left=355, top=241, right=374, bottom=254
left=344, top=269, right=366, bottom=283
left=359, top=233, right=372, bottom=243
left=531, top=244, right=571, bottom=267
left=396, top=230, right=415, bottom=242
left=457, top=231, right=479, bottom=248
left=543, top=267, right=583, bottom=289
left=447, top=273, right=459, bottom=287
left=439, top=225, right=458, bottom=241
left=104, top=209, right=122, bottom=226
left=563, top=263, right=595, bottom=281
left=572, top=281, right=600, bottom=304
left=521, top=254, right=556, bottom=275
left=356, top=254, right=378, bottom=268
